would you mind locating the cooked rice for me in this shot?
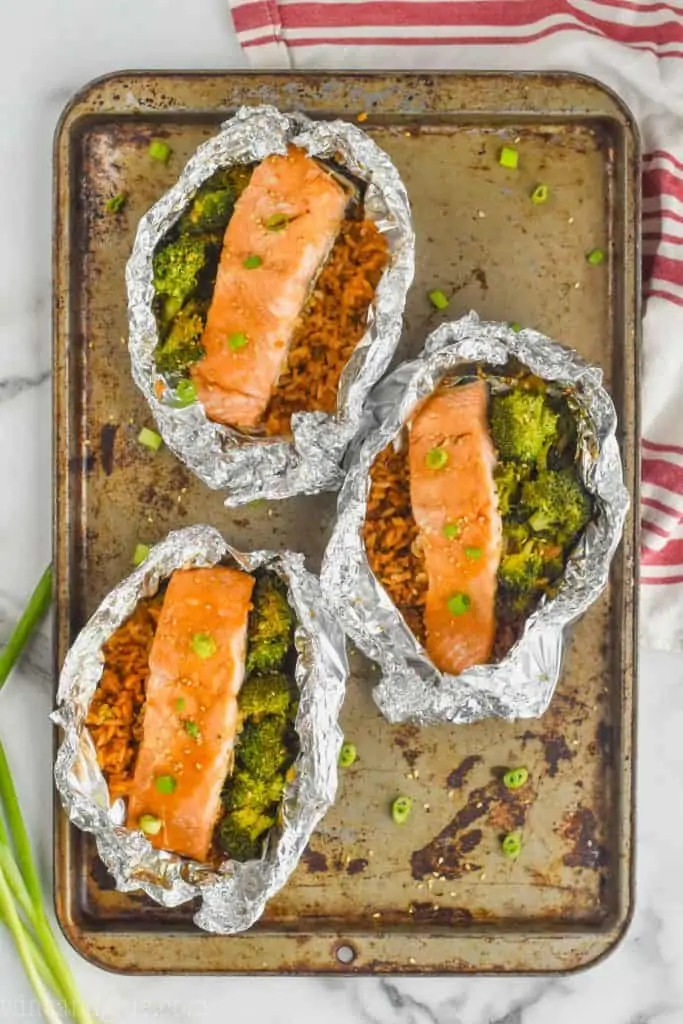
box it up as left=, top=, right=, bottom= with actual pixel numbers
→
left=86, top=596, right=162, bottom=798
left=263, top=218, right=389, bottom=436
left=363, top=442, right=428, bottom=644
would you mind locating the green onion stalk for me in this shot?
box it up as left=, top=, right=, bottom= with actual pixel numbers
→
left=0, top=565, right=95, bottom=1023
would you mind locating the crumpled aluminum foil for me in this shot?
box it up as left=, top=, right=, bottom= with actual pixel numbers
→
left=52, top=524, right=348, bottom=934
left=321, top=312, right=630, bottom=726
left=127, top=105, right=415, bottom=507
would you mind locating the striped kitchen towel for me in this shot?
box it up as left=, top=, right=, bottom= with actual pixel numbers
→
left=228, top=0, right=683, bottom=652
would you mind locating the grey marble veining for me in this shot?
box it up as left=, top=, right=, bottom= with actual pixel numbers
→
left=0, top=370, right=51, bottom=404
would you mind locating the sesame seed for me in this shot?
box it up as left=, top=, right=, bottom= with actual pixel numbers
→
left=372, top=912, right=381, bottom=918
left=424, top=803, right=430, bottom=811
left=409, top=957, right=416, bottom=964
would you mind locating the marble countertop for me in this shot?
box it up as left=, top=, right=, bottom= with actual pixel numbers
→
left=2, top=2, right=683, bottom=1021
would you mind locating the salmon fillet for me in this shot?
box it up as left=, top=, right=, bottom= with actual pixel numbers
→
left=192, top=146, right=348, bottom=428
left=126, top=566, right=255, bottom=861
left=408, top=382, right=502, bottom=674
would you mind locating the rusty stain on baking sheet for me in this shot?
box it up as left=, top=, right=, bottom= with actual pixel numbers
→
left=53, top=70, right=639, bottom=975
left=558, top=807, right=609, bottom=870
left=393, top=724, right=423, bottom=769
left=411, top=776, right=534, bottom=880
left=520, top=730, right=576, bottom=778
left=302, top=847, right=329, bottom=874
left=447, top=755, right=483, bottom=790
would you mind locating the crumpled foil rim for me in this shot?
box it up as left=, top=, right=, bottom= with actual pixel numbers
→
left=321, top=311, right=630, bottom=726
left=126, top=105, right=415, bottom=507
left=52, top=524, right=348, bottom=934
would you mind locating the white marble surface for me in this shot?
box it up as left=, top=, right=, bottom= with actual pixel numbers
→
left=2, top=2, right=683, bottom=1021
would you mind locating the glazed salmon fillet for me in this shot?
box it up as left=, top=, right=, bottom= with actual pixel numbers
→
left=126, top=566, right=255, bottom=861
left=408, top=382, right=503, bottom=674
left=193, top=146, right=348, bottom=428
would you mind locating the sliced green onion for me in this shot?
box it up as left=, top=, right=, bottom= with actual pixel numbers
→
left=338, top=742, right=357, bottom=768
left=105, top=192, right=127, bottom=214
left=137, top=426, right=163, bottom=452
left=191, top=632, right=216, bottom=659
left=442, top=521, right=462, bottom=540
left=264, top=212, right=289, bottom=231
left=139, top=814, right=163, bottom=836
left=149, top=139, right=172, bottom=163
left=174, top=379, right=197, bottom=407
left=0, top=569, right=97, bottom=1024
left=498, top=146, right=519, bottom=170
left=391, top=796, right=412, bottom=825
left=502, top=767, right=529, bottom=790
left=530, top=184, right=549, bottom=204
left=447, top=592, right=471, bottom=617
left=227, top=332, right=249, bottom=351
left=465, top=546, right=482, bottom=560
left=586, top=247, right=605, bottom=265
left=0, top=566, right=52, bottom=693
left=501, top=830, right=523, bottom=859
left=154, top=775, right=177, bottom=795
left=184, top=720, right=200, bottom=740
left=174, top=698, right=186, bottom=713
left=425, top=446, right=448, bottom=470
left=508, top=321, right=522, bottom=333
left=243, top=255, right=263, bottom=269
left=428, top=289, right=449, bottom=311
left=132, top=543, right=150, bottom=567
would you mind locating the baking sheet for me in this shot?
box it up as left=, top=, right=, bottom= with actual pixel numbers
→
left=53, top=70, right=639, bottom=975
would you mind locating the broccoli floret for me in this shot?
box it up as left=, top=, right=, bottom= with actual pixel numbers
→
left=152, top=235, right=208, bottom=313
left=216, top=806, right=274, bottom=861
left=223, top=770, right=284, bottom=813
left=238, top=672, right=294, bottom=720
left=521, top=469, right=592, bottom=541
left=178, top=186, right=234, bottom=236
left=246, top=576, right=294, bottom=675
left=154, top=301, right=206, bottom=375
left=498, top=543, right=544, bottom=593
left=503, top=521, right=531, bottom=552
left=490, top=389, right=559, bottom=464
left=237, top=715, right=290, bottom=781
left=494, top=461, right=530, bottom=517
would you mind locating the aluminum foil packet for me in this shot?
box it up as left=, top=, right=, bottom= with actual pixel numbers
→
left=321, top=312, right=630, bottom=726
left=127, top=105, right=415, bottom=506
left=53, top=524, right=348, bottom=934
